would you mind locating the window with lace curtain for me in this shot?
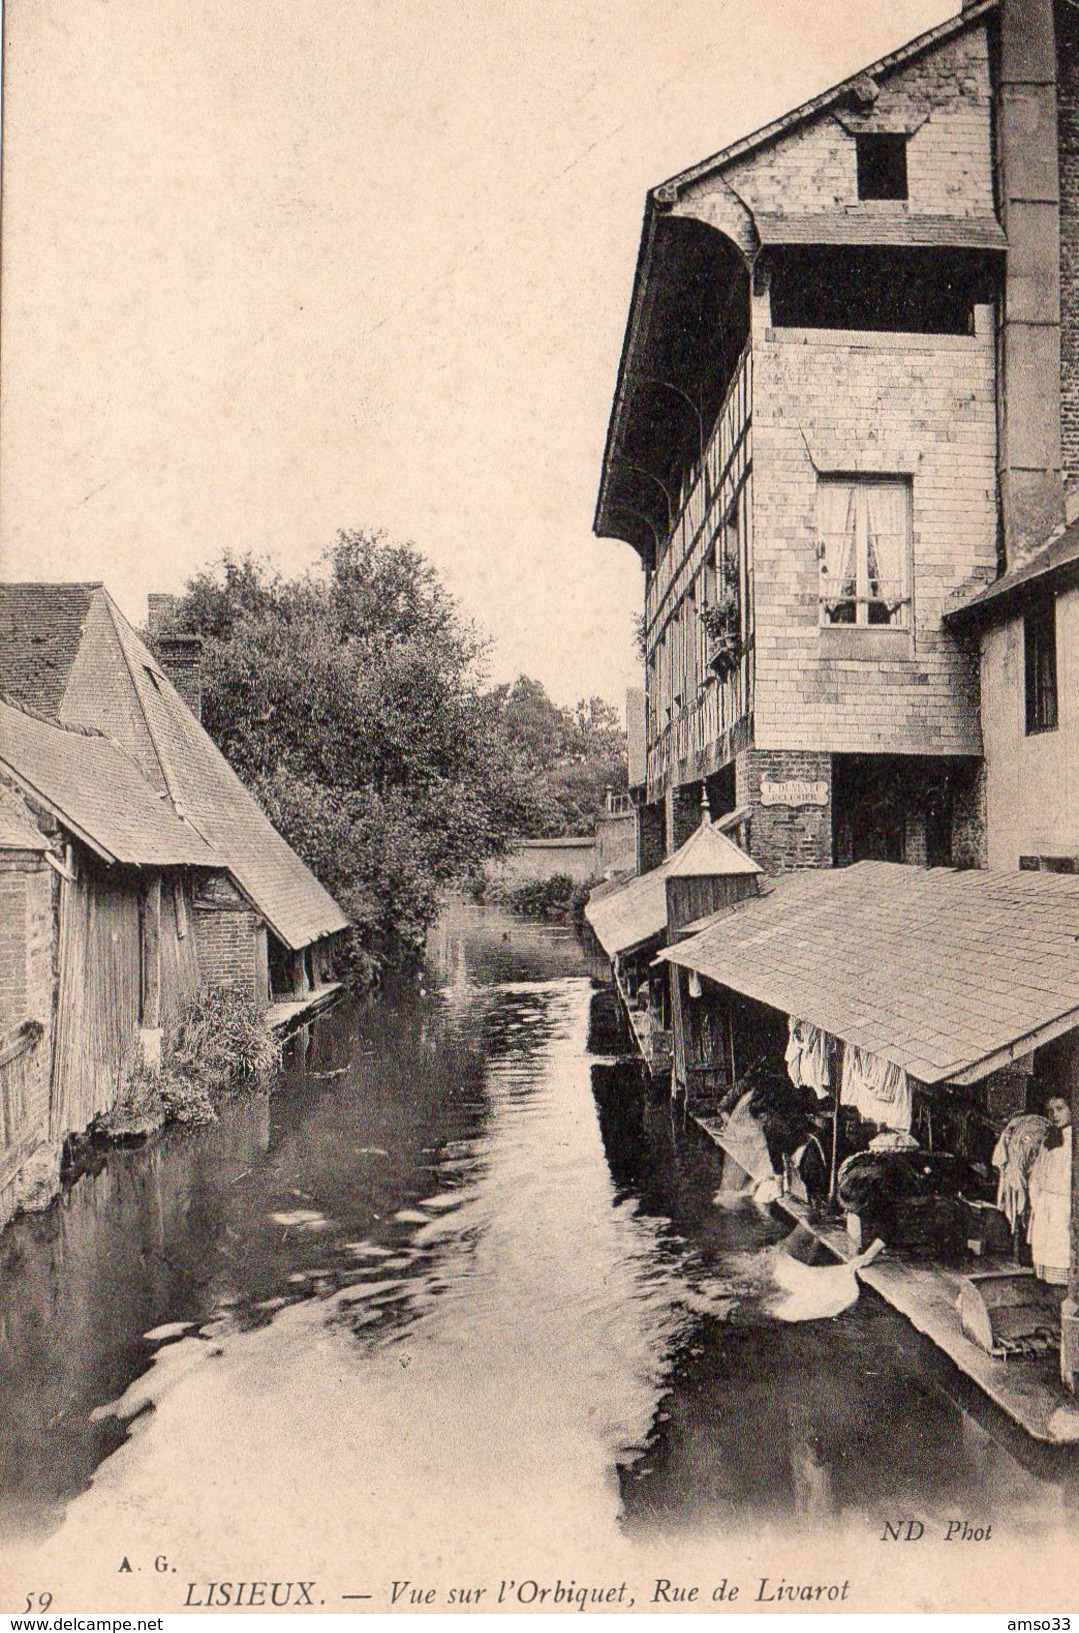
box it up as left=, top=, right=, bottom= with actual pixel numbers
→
left=817, top=477, right=911, bottom=628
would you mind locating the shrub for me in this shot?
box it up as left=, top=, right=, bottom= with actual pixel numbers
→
left=503, top=874, right=594, bottom=927
left=98, top=985, right=278, bottom=1142
left=165, top=984, right=279, bottom=1091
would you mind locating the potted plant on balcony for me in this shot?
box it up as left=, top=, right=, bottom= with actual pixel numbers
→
left=699, top=588, right=741, bottom=680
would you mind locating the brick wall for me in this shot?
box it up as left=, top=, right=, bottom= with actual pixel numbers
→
left=0, top=796, right=59, bottom=1229
left=751, top=325, right=997, bottom=756
left=637, top=801, right=665, bottom=874
left=951, top=758, right=988, bottom=868
left=720, top=25, right=993, bottom=219
left=666, top=784, right=702, bottom=854
left=193, top=873, right=264, bottom=1005
left=736, top=749, right=833, bottom=872
left=1057, top=1, right=1079, bottom=487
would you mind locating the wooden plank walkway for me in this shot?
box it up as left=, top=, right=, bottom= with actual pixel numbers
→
left=266, top=982, right=344, bottom=1036
left=693, top=1112, right=1079, bottom=1445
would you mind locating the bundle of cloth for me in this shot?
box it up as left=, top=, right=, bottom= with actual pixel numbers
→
left=991, top=1113, right=1050, bottom=1231
left=837, top=1146, right=978, bottom=1207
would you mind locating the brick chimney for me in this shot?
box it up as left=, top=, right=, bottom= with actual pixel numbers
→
left=996, top=0, right=1066, bottom=564
left=146, top=595, right=203, bottom=721
left=147, top=593, right=180, bottom=635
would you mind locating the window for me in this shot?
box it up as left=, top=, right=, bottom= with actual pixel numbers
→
left=1024, top=602, right=1058, bottom=734
left=769, top=247, right=990, bottom=336
left=818, top=478, right=911, bottom=627
left=856, top=133, right=908, bottom=200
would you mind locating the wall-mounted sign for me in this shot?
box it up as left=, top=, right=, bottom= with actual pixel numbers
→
left=760, top=779, right=829, bottom=809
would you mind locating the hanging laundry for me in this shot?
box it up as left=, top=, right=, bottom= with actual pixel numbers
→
left=840, top=1044, right=912, bottom=1134
left=785, top=1017, right=805, bottom=1087
left=785, top=1017, right=831, bottom=1100
left=991, top=1113, right=1050, bottom=1230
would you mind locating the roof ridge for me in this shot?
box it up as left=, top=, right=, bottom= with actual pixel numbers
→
left=0, top=579, right=105, bottom=589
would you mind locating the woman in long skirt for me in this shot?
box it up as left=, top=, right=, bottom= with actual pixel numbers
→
left=1027, top=1095, right=1073, bottom=1285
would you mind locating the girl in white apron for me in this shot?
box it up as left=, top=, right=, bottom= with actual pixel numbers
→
left=1028, top=1095, right=1073, bottom=1285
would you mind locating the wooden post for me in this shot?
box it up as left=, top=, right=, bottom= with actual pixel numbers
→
left=828, top=1040, right=842, bottom=1209
left=1063, top=1030, right=1079, bottom=1392
left=141, top=879, right=162, bottom=1030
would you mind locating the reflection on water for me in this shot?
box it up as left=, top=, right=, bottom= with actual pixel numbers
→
left=0, top=896, right=1076, bottom=1592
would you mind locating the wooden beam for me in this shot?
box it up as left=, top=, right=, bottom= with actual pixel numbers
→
left=141, top=879, right=162, bottom=1029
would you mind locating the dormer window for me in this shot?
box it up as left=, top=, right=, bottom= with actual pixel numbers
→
left=856, top=133, right=908, bottom=200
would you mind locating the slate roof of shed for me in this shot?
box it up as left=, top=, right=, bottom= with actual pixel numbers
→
left=665, top=821, right=761, bottom=879
left=585, top=866, right=669, bottom=959
left=659, top=862, right=1079, bottom=1086
left=0, top=583, right=349, bottom=948
left=0, top=700, right=218, bottom=868
left=753, top=212, right=1006, bottom=252
left=585, top=820, right=759, bottom=957
left=945, top=519, right=1079, bottom=628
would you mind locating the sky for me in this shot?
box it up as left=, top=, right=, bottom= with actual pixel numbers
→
left=1, top=0, right=952, bottom=709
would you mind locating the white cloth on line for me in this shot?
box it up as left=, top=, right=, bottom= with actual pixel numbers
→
left=839, top=1042, right=912, bottom=1134
left=785, top=1016, right=831, bottom=1100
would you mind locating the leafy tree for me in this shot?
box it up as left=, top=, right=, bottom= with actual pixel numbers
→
left=491, top=677, right=628, bottom=837
left=167, top=533, right=544, bottom=978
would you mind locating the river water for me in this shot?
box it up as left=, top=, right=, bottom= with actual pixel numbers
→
left=0, top=899, right=1076, bottom=1610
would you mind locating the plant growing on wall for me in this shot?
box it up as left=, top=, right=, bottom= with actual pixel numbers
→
left=699, top=581, right=741, bottom=680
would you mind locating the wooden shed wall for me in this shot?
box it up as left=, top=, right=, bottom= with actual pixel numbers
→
left=159, top=878, right=200, bottom=1017
left=52, top=870, right=140, bottom=1137
left=50, top=865, right=200, bottom=1140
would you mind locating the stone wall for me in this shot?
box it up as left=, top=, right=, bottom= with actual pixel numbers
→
left=637, top=801, right=665, bottom=874
left=486, top=838, right=600, bottom=888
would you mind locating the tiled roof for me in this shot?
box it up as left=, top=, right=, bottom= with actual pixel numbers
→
left=753, top=213, right=1006, bottom=252
left=944, top=520, right=1079, bottom=628
left=100, top=605, right=348, bottom=948
left=0, top=700, right=217, bottom=868
left=0, top=583, right=349, bottom=948
left=585, top=820, right=758, bottom=957
left=659, top=862, right=1079, bottom=1085
left=585, top=866, right=669, bottom=959
left=665, top=821, right=761, bottom=879
left=0, top=583, right=100, bottom=716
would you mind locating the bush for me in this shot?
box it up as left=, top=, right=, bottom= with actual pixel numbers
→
left=503, top=874, right=594, bottom=927
left=97, top=985, right=278, bottom=1141
left=165, top=984, right=278, bottom=1090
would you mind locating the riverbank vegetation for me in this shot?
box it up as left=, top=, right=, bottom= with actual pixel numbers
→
left=99, top=986, right=279, bottom=1139
left=494, top=873, right=594, bottom=927
left=162, top=535, right=627, bottom=981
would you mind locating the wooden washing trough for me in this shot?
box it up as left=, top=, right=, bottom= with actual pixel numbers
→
left=957, top=1269, right=1063, bottom=1358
